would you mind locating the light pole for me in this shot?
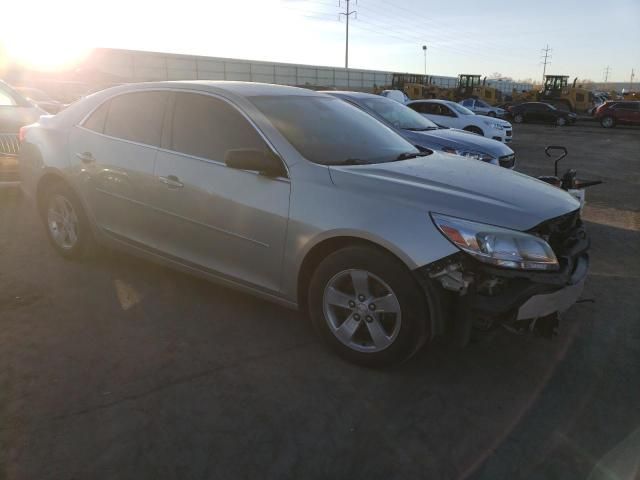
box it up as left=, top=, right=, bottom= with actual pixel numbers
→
left=422, top=45, right=427, bottom=76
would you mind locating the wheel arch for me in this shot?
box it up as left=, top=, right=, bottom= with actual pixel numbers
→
left=295, top=234, right=417, bottom=311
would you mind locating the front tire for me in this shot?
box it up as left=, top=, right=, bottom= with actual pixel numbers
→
left=487, top=111, right=496, bottom=117
left=463, top=125, right=484, bottom=136
left=556, top=116, right=567, bottom=126
left=308, top=245, right=430, bottom=368
left=42, top=182, right=93, bottom=259
left=513, top=113, right=524, bottom=123
left=600, top=116, right=615, bottom=128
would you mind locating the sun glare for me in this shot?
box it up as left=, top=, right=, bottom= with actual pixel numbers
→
left=3, top=39, right=90, bottom=72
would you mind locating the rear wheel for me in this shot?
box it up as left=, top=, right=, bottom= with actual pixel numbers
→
left=308, top=245, right=430, bottom=368
left=463, top=125, right=484, bottom=136
left=513, top=113, right=524, bottom=124
left=556, top=116, right=567, bottom=126
left=600, top=116, right=615, bottom=128
left=42, top=182, right=93, bottom=259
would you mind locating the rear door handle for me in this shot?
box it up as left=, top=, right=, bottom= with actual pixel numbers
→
left=76, top=151, right=95, bottom=164
left=159, top=175, right=184, bottom=189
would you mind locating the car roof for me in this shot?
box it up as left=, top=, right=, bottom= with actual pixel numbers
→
left=322, top=90, right=383, bottom=100
left=103, top=81, right=322, bottom=98
left=407, top=98, right=451, bottom=105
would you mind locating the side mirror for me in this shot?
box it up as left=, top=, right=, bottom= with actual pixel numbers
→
left=224, top=148, right=286, bottom=178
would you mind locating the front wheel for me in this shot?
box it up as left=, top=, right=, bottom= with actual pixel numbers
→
left=463, top=125, right=484, bottom=136
left=487, top=111, right=496, bottom=117
left=600, top=116, right=615, bottom=128
left=308, top=245, right=430, bottom=368
left=513, top=113, right=524, bottom=123
left=556, top=116, right=567, bottom=126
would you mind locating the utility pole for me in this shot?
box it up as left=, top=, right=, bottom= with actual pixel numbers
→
left=340, top=0, right=357, bottom=69
left=422, top=45, right=427, bottom=76
left=540, top=44, right=552, bottom=84
left=603, top=65, right=611, bottom=83
left=629, top=68, right=635, bottom=91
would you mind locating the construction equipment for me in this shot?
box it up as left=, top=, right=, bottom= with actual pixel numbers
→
left=454, top=74, right=502, bottom=105
left=389, top=73, right=451, bottom=100
left=538, top=75, right=595, bottom=113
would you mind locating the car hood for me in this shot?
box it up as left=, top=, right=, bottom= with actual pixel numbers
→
left=402, top=128, right=513, bottom=157
left=329, top=152, right=579, bottom=231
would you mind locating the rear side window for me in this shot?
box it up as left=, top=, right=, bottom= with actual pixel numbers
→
left=83, top=101, right=110, bottom=133
left=462, top=99, right=474, bottom=107
left=170, top=93, right=265, bottom=161
left=103, top=92, right=169, bottom=146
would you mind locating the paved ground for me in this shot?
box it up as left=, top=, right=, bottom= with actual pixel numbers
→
left=1, top=123, right=639, bottom=480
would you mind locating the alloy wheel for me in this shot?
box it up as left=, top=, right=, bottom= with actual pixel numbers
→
left=47, top=195, right=79, bottom=250
left=322, top=269, right=402, bottom=353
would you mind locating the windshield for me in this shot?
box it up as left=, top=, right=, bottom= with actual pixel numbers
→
left=448, top=102, right=475, bottom=115
left=359, top=96, right=438, bottom=130
left=250, top=95, right=418, bottom=165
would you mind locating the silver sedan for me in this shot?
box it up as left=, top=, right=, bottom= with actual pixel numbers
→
left=19, top=82, right=588, bottom=367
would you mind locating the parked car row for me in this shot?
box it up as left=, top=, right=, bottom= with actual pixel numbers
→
left=17, top=81, right=590, bottom=367
left=1, top=81, right=46, bottom=186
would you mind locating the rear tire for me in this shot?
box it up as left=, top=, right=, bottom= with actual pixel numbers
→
left=41, top=182, right=94, bottom=259
left=556, top=116, right=567, bottom=126
left=513, top=113, right=524, bottom=123
left=600, top=116, right=615, bottom=128
left=463, top=126, right=484, bottom=136
left=308, top=245, right=430, bottom=368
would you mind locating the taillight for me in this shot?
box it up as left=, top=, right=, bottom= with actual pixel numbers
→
left=18, top=126, right=28, bottom=143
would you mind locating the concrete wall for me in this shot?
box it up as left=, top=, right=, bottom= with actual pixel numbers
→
left=85, top=48, right=532, bottom=94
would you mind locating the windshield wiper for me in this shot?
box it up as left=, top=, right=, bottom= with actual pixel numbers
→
left=405, top=127, right=437, bottom=131
left=394, top=151, right=430, bottom=161
left=341, top=158, right=372, bottom=165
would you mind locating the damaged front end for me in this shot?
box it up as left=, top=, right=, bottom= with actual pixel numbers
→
left=419, top=209, right=589, bottom=343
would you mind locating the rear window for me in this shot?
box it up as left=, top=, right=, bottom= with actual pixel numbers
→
left=103, top=91, right=169, bottom=146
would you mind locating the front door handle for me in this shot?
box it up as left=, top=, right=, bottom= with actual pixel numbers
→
left=76, top=151, right=95, bottom=164
left=159, top=175, right=184, bottom=189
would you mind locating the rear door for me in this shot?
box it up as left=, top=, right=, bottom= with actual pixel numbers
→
left=614, top=103, right=639, bottom=124
left=69, top=91, right=169, bottom=245
left=149, top=91, right=291, bottom=293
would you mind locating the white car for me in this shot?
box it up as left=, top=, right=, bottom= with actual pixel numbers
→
left=459, top=98, right=506, bottom=118
left=380, top=89, right=410, bottom=104
left=406, top=99, right=512, bottom=143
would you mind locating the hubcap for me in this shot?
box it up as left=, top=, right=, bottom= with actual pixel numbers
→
left=322, top=269, right=401, bottom=353
left=47, top=195, right=79, bottom=250
left=603, top=117, right=613, bottom=127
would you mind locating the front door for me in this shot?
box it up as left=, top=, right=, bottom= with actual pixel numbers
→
left=149, top=92, right=291, bottom=293
left=69, top=91, right=169, bottom=245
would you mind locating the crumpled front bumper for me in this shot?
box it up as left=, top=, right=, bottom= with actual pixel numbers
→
left=515, top=254, right=588, bottom=320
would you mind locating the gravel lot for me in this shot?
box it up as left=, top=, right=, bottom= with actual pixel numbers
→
left=1, top=122, right=639, bottom=480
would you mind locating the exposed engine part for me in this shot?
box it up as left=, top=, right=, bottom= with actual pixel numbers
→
left=428, top=263, right=472, bottom=294
left=476, top=276, right=506, bottom=296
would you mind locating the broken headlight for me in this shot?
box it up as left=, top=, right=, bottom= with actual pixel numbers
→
left=431, top=213, right=559, bottom=271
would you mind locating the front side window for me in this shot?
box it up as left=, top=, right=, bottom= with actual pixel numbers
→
left=104, top=91, right=169, bottom=146
left=359, top=97, right=438, bottom=130
left=250, top=95, right=417, bottom=165
left=171, top=93, right=266, bottom=161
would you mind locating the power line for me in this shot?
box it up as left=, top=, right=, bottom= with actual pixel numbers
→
left=339, top=0, right=357, bottom=69
left=540, top=44, right=552, bottom=83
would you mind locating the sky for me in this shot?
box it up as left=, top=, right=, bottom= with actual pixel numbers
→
left=1, top=0, right=638, bottom=83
